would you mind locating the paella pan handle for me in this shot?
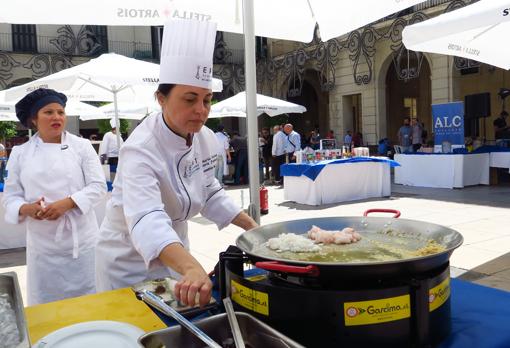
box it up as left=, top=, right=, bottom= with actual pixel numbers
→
left=363, top=209, right=401, bottom=218
left=255, top=261, right=320, bottom=277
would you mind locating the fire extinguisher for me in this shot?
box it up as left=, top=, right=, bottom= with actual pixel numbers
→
left=260, top=185, right=269, bottom=215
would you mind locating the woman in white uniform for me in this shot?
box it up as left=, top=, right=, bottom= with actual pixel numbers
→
left=95, top=19, right=258, bottom=308
left=2, top=88, right=107, bottom=305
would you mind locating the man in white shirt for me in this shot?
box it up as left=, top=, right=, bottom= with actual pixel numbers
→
left=271, top=125, right=285, bottom=184
left=283, top=123, right=301, bottom=163
left=98, top=118, right=124, bottom=178
left=214, top=125, right=231, bottom=185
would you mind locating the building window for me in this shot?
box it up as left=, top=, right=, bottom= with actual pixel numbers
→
left=12, top=24, right=37, bottom=52
left=151, top=26, right=164, bottom=61
left=404, top=98, right=417, bottom=118
left=256, top=36, right=268, bottom=60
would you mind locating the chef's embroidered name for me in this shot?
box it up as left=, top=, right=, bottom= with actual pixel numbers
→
left=183, top=158, right=200, bottom=178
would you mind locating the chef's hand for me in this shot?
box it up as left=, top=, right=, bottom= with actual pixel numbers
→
left=174, top=268, right=213, bottom=308
left=19, top=197, right=45, bottom=220
left=159, top=243, right=212, bottom=308
left=40, top=197, right=76, bottom=220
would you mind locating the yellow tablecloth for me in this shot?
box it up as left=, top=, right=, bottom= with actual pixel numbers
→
left=25, top=288, right=166, bottom=343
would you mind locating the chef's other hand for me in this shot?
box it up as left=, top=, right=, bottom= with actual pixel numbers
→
left=41, top=197, right=76, bottom=220
left=174, top=268, right=212, bottom=308
left=19, top=197, right=45, bottom=220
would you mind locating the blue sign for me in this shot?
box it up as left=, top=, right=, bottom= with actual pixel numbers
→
left=432, top=102, right=464, bottom=146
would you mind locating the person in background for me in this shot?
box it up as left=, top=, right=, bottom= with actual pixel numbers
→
left=397, top=118, right=413, bottom=153
left=412, top=118, right=423, bottom=152
left=326, top=130, right=335, bottom=139
left=352, top=131, right=363, bottom=147
left=271, top=125, right=285, bottom=185
left=309, top=130, right=320, bottom=150
left=98, top=118, right=124, bottom=168
left=214, top=124, right=231, bottom=185
left=260, top=127, right=272, bottom=181
left=3, top=88, right=106, bottom=305
left=494, top=110, right=510, bottom=145
left=344, top=130, right=352, bottom=147
left=0, top=142, right=6, bottom=184
left=283, top=123, right=301, bottom=163
left=230, top=132, right=249, bottom=185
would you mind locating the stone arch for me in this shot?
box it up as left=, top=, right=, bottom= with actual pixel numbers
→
left=377, top=52, right=432, bottom=144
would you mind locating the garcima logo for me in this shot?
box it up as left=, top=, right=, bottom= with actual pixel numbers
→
left=346, top=307, right=359, bottom=318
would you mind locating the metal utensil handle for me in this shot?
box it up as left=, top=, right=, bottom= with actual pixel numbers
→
left=223, top=297, right=246, bottom=348
left=363, top=209, right=401, bottom=218
left=140, top=290, right=222, bottom=348
left=255, top=261, right=320, bottom=276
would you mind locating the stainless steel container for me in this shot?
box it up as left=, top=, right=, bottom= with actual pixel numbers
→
left=138, top=312, right=305, bottom=348
left=0, top=272, right=30, bottom=348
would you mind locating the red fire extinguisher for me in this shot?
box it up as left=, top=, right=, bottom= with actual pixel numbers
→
left=260, top=185, right=269, bottom=215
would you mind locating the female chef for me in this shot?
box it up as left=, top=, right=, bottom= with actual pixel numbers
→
left=95, top=19, right=258, bottom=308
left=2, top=88, right=107, bottom=305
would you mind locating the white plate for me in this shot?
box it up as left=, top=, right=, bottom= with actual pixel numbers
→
left=33, top=320, right=144, bottom=348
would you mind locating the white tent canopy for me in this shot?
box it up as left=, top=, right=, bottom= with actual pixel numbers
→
left=209, top=91, right=306, bottom=118
left=403, top=0, right=510, bottom=70
left=95, top=101, right=160, bottom=121
left=0, top=0, right=426, bottom=43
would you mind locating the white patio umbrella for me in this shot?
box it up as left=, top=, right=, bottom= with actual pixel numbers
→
left=0, top=113, right=17, bottom=122
left=209, top=91, right=306, bottom=118
left=94, top=101, right=160, bottom=121
left=0, top=98, right=105, bottom=121
left=1, top=0, right=426, bottom=43
left=0, top=0, right=426, bottom=222
left=3, top=53, right=223, bottom=148
left=403, top=0, right=510, bottom=70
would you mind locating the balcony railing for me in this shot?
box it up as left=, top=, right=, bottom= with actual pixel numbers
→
left=0, top=33, right=155, bottom=60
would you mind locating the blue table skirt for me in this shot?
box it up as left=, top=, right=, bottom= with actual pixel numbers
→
left=149, top=272, right=510, bottom=348
left=281, top=157, right=400, bottom=181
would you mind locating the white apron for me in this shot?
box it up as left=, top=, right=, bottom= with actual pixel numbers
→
left=21, top=140, right=96, bottom=305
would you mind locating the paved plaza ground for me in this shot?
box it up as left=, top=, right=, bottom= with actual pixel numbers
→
left=1, top=182, right=510, bottom=303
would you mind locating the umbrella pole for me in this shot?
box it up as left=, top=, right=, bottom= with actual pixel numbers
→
left=242, top=0, right=261, bottom=224
left=113, top=89, right=121, bottom=150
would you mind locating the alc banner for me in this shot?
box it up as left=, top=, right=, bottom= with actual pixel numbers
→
left=432, top=102, right=464, bottom=146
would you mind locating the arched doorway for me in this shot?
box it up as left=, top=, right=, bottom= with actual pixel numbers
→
left=286, top=70, right=329, bottom=139
left=386, top=57, right=431, bottom=144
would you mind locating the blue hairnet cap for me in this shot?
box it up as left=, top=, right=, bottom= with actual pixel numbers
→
left=15, top=88, right=67, bottom=127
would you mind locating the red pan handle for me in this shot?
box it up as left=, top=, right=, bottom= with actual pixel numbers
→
left=255, top=261, right=320, bottom=277
left=363, top=209, right=401, bottom=218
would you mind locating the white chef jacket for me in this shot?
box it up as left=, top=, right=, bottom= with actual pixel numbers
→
left=2, top=132, right=106, bottom=305
left=215, top=131, right=230, bottom=176
left=95, top=113, right=242, bottom=291
left=98, top=131, right=123, bottom=158
left=271, top=131, right=286, bottom=156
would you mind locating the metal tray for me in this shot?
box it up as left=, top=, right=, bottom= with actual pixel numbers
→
left=138, top=311, right=305, bottom=348
left=0, top=272, right=30, bottom=348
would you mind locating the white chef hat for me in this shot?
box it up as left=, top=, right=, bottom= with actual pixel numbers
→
left=110, top=118, right=116, bottom=129
left=159, top=18, right=217, bottom=89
